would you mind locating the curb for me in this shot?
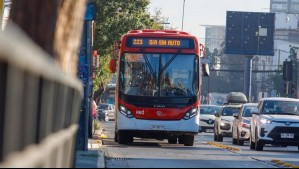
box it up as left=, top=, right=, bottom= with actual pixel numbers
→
left=97, top=151, right=105, bottom=168
left=88, top=140, right=103, bottom=149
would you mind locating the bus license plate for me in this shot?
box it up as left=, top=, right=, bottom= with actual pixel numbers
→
left=152, top=125, right=165, bottom=131
left=281, top=133, right=294, bottom=139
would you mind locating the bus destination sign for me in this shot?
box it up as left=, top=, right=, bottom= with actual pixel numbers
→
left=126, top=37, right=195, bottom=49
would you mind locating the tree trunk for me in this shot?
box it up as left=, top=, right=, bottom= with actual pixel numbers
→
left=9, top=0, right=87, bottom=76
left=93, top=84, right=105, bottom=104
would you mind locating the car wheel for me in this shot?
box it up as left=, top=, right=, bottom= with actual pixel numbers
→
left=217, top=134, right=223, bottom=142
left=232, top=138, right=237, bottom=145
left=214, top=125, right=223, bottom=142
left=237, top=130, right=244, bottom=146
left=249, top=131, right=255, bottom=150
left=232, top=129, right=237, bottom=145
left=255, top=129, right=264, bottom=151
left=214, top=132, right=217, bottom=141
left=168, top=138, right=177, bottom=144
left=214, top=126, right=218, bottom=141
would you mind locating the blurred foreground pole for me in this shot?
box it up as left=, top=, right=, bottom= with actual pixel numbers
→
left=77, top=1, right=97, bottom=150
left=9, top=0, right=87, bottom=76
left=0, top=0, right=3, bottom=29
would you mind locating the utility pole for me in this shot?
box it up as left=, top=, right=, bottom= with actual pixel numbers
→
left=181, top=0, right=185, bottom=31
left=244, top=55, right=253, bottom=101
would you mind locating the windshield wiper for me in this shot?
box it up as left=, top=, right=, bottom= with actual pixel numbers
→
left=159, top=54, right=178, bottom=74
left=143, top=54, right=156, bottom=78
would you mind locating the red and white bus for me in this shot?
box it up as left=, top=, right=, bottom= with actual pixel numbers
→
left=110, top=30, right=209, bottom=146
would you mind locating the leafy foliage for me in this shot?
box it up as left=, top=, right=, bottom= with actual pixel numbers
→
left=93, top=0, right=167, bottom=102
left=94, top=0, right=153, bottom=57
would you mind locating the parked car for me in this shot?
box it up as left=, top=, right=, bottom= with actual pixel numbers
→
left=214, top=104, right=242, bottom=142
left=250, top=98, right=299, bottom=151
left=199, top=105, right=222, bottom=133
left=232, top=103, right=258, bottom=145
left=98, top=103, right=115, bottom=121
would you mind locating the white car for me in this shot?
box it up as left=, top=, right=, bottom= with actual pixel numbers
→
left=232, top=103, right=258, bottom=145
left=199, top=105, right=222, bottom=133
left=250, top=98, right=299, bottom=151
left=214, top=104, right=242, bottom=142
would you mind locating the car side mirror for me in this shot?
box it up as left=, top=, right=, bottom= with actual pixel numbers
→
left=202, top=63, right=210, bottom=77
left=233, top=113, right=239, bottom=119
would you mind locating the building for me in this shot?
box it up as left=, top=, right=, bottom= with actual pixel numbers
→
left=204, top=25, right=226, bottom=52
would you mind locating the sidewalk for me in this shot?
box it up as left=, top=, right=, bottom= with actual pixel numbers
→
left=75, top=128, right=105, bottom=168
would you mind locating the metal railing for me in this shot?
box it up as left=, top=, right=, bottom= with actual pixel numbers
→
left=0, top=23, right=83, bottom=167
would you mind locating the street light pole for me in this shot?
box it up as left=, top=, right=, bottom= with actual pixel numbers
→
left=181, top=0, right=185, bottom=31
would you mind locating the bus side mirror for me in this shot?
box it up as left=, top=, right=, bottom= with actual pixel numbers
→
left=202, top=63, right=210, bottom=77
left=109, top=58, right=117, bottom=73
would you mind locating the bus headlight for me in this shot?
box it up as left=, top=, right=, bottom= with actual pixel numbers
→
left=183, top=107, right=198, bottom=120
left=119, top=105, right=134, bottom=118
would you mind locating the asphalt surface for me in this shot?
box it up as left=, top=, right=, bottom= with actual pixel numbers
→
left=99, top=121, right=299, bottom=168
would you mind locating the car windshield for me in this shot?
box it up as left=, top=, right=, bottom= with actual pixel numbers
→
left=120, top=53, right=199, bottom=97
left=222, top=107, right=240, bottom=116
left=200, top=106, right=221, bottom=115
left=242, top=106, right=258, bottom=117
left=262, top=101, right=299, bottom=115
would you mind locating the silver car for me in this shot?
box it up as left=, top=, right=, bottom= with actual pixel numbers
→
left=98, top=103, right=115, bottom=121
left=232, top=103, right=258, bottom=145
left=214, top=104, right=242, bottom=142
left=199, top=105, right=222, bottom=133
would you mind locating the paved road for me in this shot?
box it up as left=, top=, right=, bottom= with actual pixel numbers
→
left=100, top=121, right=299, bottom=168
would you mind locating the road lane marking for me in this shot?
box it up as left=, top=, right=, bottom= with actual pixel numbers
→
left=271, top=159, right=299, bottom=168
left=207, top=142, right=241, bottom=152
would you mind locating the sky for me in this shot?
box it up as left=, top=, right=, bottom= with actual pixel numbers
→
left=148, top=0, right=270, bottom=40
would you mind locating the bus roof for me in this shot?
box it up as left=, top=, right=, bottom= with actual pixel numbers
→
left=120, top=29, right=201, bottom=53
left=126, top=29, right=193, bottom=36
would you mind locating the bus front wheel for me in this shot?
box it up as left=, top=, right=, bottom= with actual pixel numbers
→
left=118, top=131, right=133, bottom=144
left=114, top=131, right=118, bottom=142
left=183, top=135, right=194, bottom=146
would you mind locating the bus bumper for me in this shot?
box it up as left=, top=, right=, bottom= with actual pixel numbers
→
left=117, top=112, right=199, bottom=133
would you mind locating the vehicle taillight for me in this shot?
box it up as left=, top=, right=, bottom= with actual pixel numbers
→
left=241, top=122, right=250, bottom=129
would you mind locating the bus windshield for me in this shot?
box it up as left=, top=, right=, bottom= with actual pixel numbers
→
left=120, top=53, right=199, bottom=97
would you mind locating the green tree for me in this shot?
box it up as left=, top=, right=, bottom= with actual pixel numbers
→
left=93, top=0, right=162, bottom=103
